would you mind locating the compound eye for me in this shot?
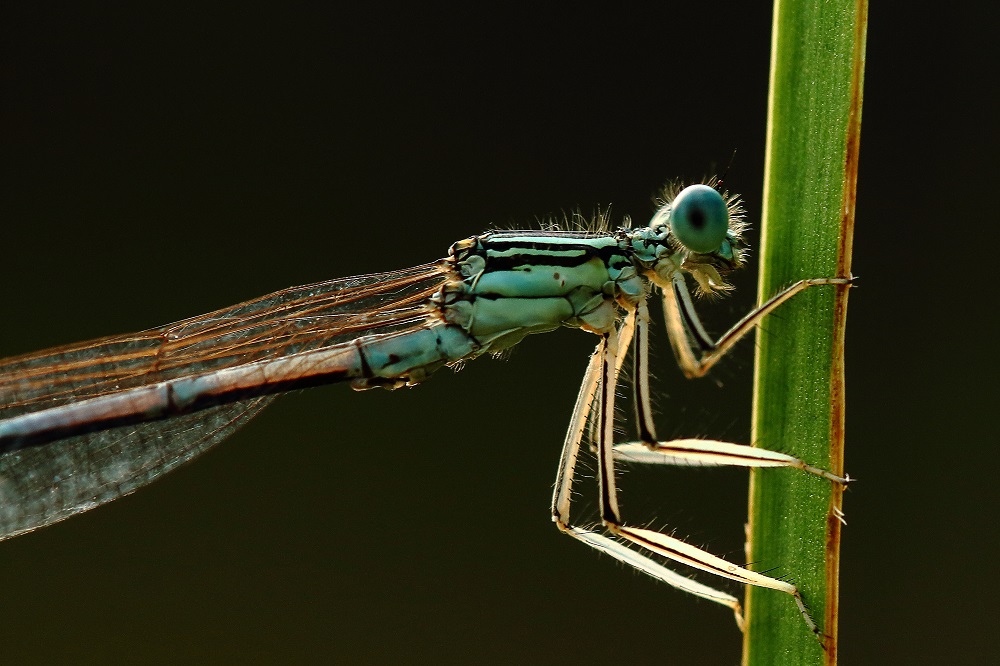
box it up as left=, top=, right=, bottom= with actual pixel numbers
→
left=669, top=184, right=729, bottom=254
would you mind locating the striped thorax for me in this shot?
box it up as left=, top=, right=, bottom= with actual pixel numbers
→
left=436, top=181, right=745, bottom=356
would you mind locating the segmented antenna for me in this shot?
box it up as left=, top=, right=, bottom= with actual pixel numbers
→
left=713, top=149, right=738, bottom=193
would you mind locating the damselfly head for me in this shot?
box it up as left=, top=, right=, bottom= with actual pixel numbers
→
left=649, top=180, right=747, bottom=295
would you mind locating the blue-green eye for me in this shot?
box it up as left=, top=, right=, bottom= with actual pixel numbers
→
left=669, top=184, right=730, bottom=254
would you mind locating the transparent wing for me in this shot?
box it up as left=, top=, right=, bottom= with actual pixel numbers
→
left=0, top=262, right=449, bottom=417
left=0, top=399, right=271, bottom=540
left=0, top=261, right=450, bottom=540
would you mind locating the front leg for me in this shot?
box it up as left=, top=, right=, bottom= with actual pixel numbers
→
left=629, top=290, right=850, bottom=484
left=662, top=272, right=852, bottom=379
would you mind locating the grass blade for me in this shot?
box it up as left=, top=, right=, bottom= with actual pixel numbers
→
left=742, top=1, right=867, bottom=664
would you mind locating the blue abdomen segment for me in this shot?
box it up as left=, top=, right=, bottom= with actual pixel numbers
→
left=355, top=325, right=479, bottom=387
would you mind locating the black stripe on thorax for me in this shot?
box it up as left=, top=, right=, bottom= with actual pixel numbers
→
left=482, top=239, right=628, bottom=272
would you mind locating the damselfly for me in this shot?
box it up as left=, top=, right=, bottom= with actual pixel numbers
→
left=0, top=181, right=848, bottom=636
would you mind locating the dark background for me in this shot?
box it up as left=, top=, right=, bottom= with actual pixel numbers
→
left=1, top=4, right=996, bottom=665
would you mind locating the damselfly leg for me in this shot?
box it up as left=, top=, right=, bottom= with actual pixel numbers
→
left=551, top=276, right=851, bottom=639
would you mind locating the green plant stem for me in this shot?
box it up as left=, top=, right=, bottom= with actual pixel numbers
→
left=742, top=1, right=866, bottom=664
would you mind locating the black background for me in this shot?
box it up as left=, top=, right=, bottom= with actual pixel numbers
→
left=2, top=4, right=996, bottom=664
